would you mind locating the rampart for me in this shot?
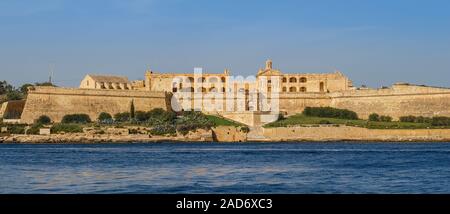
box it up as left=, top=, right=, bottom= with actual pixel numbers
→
left=20, top=87, right=170, bottom=124
left=279, top=84, right=450, bottom=120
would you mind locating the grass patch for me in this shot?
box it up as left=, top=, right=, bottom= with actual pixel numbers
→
left=51, top=123, right=83, bottom=134
left=205, top=115, right=244, bottom=127
left=264, top=114, right=445, bottom=129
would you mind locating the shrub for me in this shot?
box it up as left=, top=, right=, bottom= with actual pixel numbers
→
left=27, top=124, right=44, bottom=135
left=149, top=124, right=176, bottom=136
left=431, top=117, right=450, bottom=126
left=146, top=109, right=176, bottom=126
left=414, top=116, right=432, bottom=123
left=368, top=113, right=380, bottom=122
left=240, top=126, right=250, bottom=133
left=319, top=120, right=331, bottom=124
left=135, top=111, right=149, bottom=122
left=303, top=107, right=358, bottom=120
left=51, top=124, right=83, bottom=134
left=7, top=124, right=26, bottom=134
left=36, top=115, right=51, bottom=124
left=98, top=112, right=112, bottom=123
left=380, top=115, right=393, bottom=122
left=399, top=115, right=416, bottom=123
left=62, top=114, right=91, bottom=124
left=114, top=112, right=131, bottom=122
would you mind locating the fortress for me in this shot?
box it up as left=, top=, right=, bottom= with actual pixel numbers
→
left=5, top=60, right=450, bottom=126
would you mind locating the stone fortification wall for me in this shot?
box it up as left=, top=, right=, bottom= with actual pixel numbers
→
left=20, top=87, right=169, bottom=124
left=263, top=126, right=450, bottom=142
left=278, top=84, right=450, bottom=120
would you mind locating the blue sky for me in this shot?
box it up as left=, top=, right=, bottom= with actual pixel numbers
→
left=0, top=0, right=449, bottom=88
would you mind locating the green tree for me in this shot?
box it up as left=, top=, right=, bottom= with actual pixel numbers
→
left=114, top=112, right=131, bottom=122
left=36, top=115, right=51, bottom=124
left=35, top=82, right=56, bottom=87
left=380, top=115, right=393, bottom=122
left=0, top=81, right=13, bottom=94
left=98, top=112, right=113, bottom=123
left=135, top=111, right=149, bottom=122
left=20, top=83, right=34, bottom=94
left=130, top=100, right=135, bottom=119
left=6, top=91, right=23, bottom=101
left=61, top=114, right=92, bottom=124
left=368, top=113, right=380, bottom=122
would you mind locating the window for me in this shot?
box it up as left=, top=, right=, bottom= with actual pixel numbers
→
left=300, top=87, right=307, bottom=92
left=221, top=77, right=226, bottom=83
left=187, top=77, right=194, bottom=83
left=172, top=88, right=177, bottom=92
left=197, top=77, right=206, bottom=83
left=289, top=77, right=297, bottom=83
left=282, top=77, right=287, bottom=83
left=300, top=77, right=307, bottom=83
left=87, top=80, right=89, bottom=86
left=209, top=77, right=218, bottom=83
left=282, top=87, right=287, bottom=92
left=268, top=87, right=272, bottom=92
left=289, top=87, right=297, bottom=92
left=320, top=82, right=324, bottom=92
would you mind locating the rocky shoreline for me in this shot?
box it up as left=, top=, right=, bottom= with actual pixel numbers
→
left=0, top=130, right=214, bottom=144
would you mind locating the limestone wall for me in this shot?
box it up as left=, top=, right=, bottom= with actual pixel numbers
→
left=0, top=100, right=26, bottom=119
left=20, top=87, right=169, bottom=124
left=263, top=126, right=450, bottom=141
left=278, top=85, right=450, bottom=119
left=212, top=126, right=247, bottom=142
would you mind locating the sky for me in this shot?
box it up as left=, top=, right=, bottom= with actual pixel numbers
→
left=0, top=0, right=449, bottom=88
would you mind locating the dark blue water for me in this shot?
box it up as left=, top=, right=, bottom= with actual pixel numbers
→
left=1, top=142, right=450, bottom=194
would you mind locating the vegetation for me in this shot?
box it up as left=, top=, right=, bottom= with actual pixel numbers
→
left=368, top=113, right=380, bottom=122
left=1, top=81, right=57, bottom=103
left=431, top=117, right=450, bottom=126
left=4, top=124, right=26, bottom=134
left=303, top=107, right=358, bottom=120
left=97, top=112, right=113, bottom=123
left=264, top=113, right=444, bottom=129
left=130, top=100, right=135, bottom=119
left=114, top=112, right=131, bottom=122
left=369, top=113, right=393, bottom=122
left=400, top=115, right=433, bottom=123
left=205, top=115, right=244, bottom=127
left=27, top=124, right=44, bottom=135
left=51, top=124, right=83, bottom=134
left=61, top=114, right=92, bottom=124
left=36, top=115, right=51, bottom=124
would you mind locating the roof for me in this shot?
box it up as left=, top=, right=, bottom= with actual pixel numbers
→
left=87, top=75, right=130, bottom=83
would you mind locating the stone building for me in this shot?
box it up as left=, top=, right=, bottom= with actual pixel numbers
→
left=5, top=59, right=450, bottom=126
left=80, top=74, right=131, bottom=90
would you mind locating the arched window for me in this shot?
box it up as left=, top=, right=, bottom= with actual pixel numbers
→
left=282, top=87, right=287, bottom=92
left=209, top=77, right=218, bottom=83
left=300, top=87, right=307, bottom=92
left=221, top=77, right=226, bottom=83
left=300, top=77, right=307, bottom=83
left=202, top=87, right=207, bottom=93
left=222, top=87, right=226, bottom=92
left=189, top=87, right=194, bottom=92
left=187, top=77, right=194, bottom=83
left=209, top=87, right=217, bottom=92
left=197, top=77, right=206, bottom=83
left=282, top=77, right=287, bottom=83
left=289, top=77, right=297, bottom=83
left=320, top=82, right=325, bottom=92
left=289, top=87, right=297, bottom=92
